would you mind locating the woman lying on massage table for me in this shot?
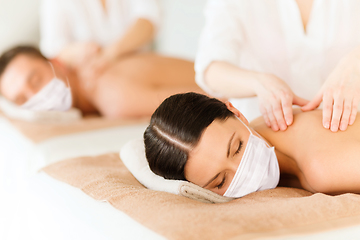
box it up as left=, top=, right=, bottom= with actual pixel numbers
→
left=0, top=46, right=202, bottom=118
left=144, top=92, right=360, bottom=198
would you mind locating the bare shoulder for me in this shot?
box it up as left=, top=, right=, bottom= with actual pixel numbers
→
left=250, top=109, right=360, bottom=194
left=250, top=109, right=323, bottom=129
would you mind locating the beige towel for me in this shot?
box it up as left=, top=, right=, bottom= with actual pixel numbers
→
left=42, top=153, right=360, bottom=240
left=0, top=111, right=148, bottom=143
left=120, top=138, right=233, bottom=204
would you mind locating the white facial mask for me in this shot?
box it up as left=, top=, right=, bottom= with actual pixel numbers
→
left=223, top=117, right=280, bottom=198
left=21, top=62, right=72, bottom=111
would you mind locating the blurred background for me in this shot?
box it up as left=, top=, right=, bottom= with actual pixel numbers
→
left=0, top=0, right=207, bottom=60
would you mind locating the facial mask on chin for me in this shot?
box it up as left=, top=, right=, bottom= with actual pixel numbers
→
left=21, top=62, right=72, bottom=111
left=223, top=117, right=280, bottom=198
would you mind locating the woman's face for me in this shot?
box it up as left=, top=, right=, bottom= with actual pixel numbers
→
left=184, top=104, right=254, bottom=196
left=0, top=54, right=53, bottom=105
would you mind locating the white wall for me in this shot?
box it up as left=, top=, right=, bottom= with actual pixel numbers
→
left=156, top=0, right=207, bottom=60
left=0, top=0, right=208, bottom=60
left=0, top=0, right=41, bottom=55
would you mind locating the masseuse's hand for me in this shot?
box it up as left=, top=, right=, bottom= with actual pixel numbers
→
left=256, top=74, right=309, bottom=131
left=77, top=52, right=118, bottom=93
left=58, top=41, right=101, bottom=69
left=302, top=55, right=360, bottom=132
left=75, top=42, right=102, bottom=67
left=85, top=51, right=119, bottom=76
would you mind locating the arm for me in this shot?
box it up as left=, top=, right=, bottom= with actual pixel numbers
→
left=39, top=0, right=101, bottom=68
left=101, top=18, right=155, bottom=61
left=65, top=18, right=154, bottom=73
left=80, top=14, right=155, bottom=82
left=196, top=0, right=308, bottom=131
left=205, top=61, right=309, bottom=132
left=206, top=61, right=269, bottom=98
left=57, top=42, right=101, bottom=69
left=100, top=0, right=160, bottom=61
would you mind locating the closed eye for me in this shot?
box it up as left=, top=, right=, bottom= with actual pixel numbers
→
left=234, top=140, right=243, bottom=155
left=216, top=176, right=226, bottom=189
left=15, top=95, right=27, bottom=105
left=29, top=74, right=42, bottom=90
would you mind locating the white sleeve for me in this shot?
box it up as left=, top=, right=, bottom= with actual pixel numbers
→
left=39, top=0, right=72, bottom=58
left=195, top=0, right=244, bottom=97
left=128, top=0, right=161, bottom=31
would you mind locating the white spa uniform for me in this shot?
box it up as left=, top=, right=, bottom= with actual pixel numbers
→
left=195, top=0, right=360, bottom=120
left=40, top=0, right=160, bottom=58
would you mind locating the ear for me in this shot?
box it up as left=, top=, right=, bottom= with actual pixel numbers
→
left=225, top=101, right=249, bottom=125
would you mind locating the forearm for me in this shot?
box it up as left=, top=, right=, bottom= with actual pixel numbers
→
left=204, top=61, right=266, bottom=98
left=344, top=44, right=360, bottom=60
left=57, top=43, right=82, bottom=68
left=57, top=42, right=100, bottom=69
left=103, top=18, right=154, bottom=59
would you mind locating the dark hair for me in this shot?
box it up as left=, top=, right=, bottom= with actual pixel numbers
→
left=0, top=46, right=47, bottom=78
left=144, top=92, right=234, bottom=180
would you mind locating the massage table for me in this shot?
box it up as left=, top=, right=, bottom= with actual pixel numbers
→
left=11, top=153, right=360, bottom=240
left=3, top=110, right=360, bottom=240
left=0, top=111, right=161, bottom=240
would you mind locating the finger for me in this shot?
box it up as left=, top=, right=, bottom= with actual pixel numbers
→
left=330, top=95, right=343, bottom=132
left=292, top=95, right=310, bottom=107
left=259, top=104, right=271, bottom=127
left=269, top=103, right=283, bottom=131
left=260, top=101, right=279, bottom=131
left=340, top=98, right=352, bottom=131
left=322, top=92, right=333, bottom=130
left=301, top=92, right=322, bottom=111
left=281, top=93, right=293, bottom=126
left=268, top=110, right=280, bottom=131
left=349, top=99, right=359, bottom=125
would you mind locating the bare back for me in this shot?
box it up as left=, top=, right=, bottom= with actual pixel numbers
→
left=83, top=53, right=202, bottom=118
left=251, top=109, right=360, bottom=194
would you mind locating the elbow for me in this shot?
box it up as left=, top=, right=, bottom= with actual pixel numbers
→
left=201, top=61, right=225, bottom=96
left=204, top=62, right=220, bottom=89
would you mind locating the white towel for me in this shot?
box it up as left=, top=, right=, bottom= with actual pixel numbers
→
left=0, top=96, right=81, bottom=123
left=120, top=139, right=233, bottom=203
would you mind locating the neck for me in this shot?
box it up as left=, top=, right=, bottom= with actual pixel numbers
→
left=70, top=73, right=99, bottom=115
left=51, top=60, right=98, bottom=115
left=250, top=116, right=302, bottom=178
left=275, top=149, right=301, bottom=176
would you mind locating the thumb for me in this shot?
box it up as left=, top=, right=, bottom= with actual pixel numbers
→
left=292, top=94, right=310, bottom=107
left=301, top=93, right=323, bottom=111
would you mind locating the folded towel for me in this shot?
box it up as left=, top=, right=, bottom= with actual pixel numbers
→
left=42, top=153, right=360, bottom=240
left=0, top=96, right=81, bottom=122
left=120, top=139, right=233, bottom=203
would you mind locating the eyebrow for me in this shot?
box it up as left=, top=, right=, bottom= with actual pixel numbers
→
left=227, top=132, right=235, bottom=158
left=26, top=70, right=36, bottom=84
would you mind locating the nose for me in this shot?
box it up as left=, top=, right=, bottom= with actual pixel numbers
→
left=229, top=156, right=241, bottom=174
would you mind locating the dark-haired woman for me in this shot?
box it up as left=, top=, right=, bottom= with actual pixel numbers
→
left=144, top=92, right=360, bottom=198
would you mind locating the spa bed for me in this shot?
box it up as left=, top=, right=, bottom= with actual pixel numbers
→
left=0, top=112, right=157, bottom=240
left=13, top=153, right=360, bottom=240
left=7, top=172, right=163, bottom=240
left=3, top=111, right=360, bottom=240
